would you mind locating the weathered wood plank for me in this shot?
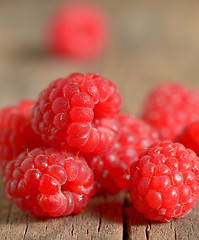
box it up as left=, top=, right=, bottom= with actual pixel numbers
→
left=123, top=194, right=149, bottom=240
left=148, top=220, right=175, bottom=240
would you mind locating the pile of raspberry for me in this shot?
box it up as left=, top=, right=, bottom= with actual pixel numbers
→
left=1, top=74, right=199, bottom=223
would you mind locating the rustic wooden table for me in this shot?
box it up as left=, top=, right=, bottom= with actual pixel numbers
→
left=1, top=0, right=199, bottom=239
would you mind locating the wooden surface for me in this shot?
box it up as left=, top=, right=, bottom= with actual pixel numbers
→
left=1, top=0, right=199, bottom=239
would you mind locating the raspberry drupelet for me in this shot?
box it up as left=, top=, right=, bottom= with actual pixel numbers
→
left=31, top=73, right=122, bottom=154
left=142, top=82, right=199, bottom=140
left=3, top=147, right=95, bottom=217
left=87, top=114, right=159, bottom=194
left=129, top=141, right=199, bottom=222
left=0, top=100, right=45, bottom=169
left=45, top=1, right=110, bottom=60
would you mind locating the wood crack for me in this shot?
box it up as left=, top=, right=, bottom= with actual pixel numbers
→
left=23, top=215, right=29, bottom=240
left=174, top=228, right=177, bottom=240
left=145, top=221, right=151, bottom=240
left=122, top=196, right=128, bottom=240
left=71, top=223, right=74, bottom=236
left=97, top=209, right=101, bottom=233
left=172, top=220, right=177, bottom=240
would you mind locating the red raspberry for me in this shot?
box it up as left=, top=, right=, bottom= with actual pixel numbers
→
left=87, top=115, right=159, bottom=194
left=3, top=147, right=95, bottom=217
left=31, top=73, right=121, bottom=154
left=129, top=141, right=199, bottom=222
left=142, top=82, right=199, bottom=140
left=175, top=121, right=199, bottom=157
left=45, top=2, right=109, bottom=60
left=0, top=100, right=45, bottom=169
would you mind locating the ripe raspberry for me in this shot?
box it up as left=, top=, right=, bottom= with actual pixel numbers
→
left=31, top=73, right=121, bottom=154
left=129, top=141, right=199, bottom=222
left=0, top=100, right=45, bottom=169
left=175, top=121, right=199, bottom=157
left=142, top=82, right=199, bottom=140
left=45, top=2, right=109, bottom=60
left=3, top=147, right=95, bottom=217
left=87, top=115, right=159, bottom=194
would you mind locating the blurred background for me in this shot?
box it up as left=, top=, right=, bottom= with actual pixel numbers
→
left=0, top=0, right=199, bottom=115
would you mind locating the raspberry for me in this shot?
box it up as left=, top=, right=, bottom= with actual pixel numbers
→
left=129, top=141, right=199, bottom=222
left=3, top=147, right=95, bottom=217
left=0, top=100, right=45, bottom=169
left=31, top=73, right=121, bottom=154
left=142, top=82, right=199, bottom=140
left=175, top=121, right=199, bottom=157
left=87, top=115, right=159, bottom=194
left=45, top=2, right=109, bottom=60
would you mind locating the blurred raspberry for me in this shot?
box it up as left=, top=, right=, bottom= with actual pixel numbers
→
left=175, top=121, right=199, bottom=156
left=86, top=114, right=159, bottom=194
left=3, top=147, right=95, bottom=217
left=45, top=1, right=110, bottom=60
left=142, top=82, right=199, bottom=140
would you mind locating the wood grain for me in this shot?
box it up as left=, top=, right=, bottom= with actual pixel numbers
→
left=1, top=0, right=199, bottom=239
